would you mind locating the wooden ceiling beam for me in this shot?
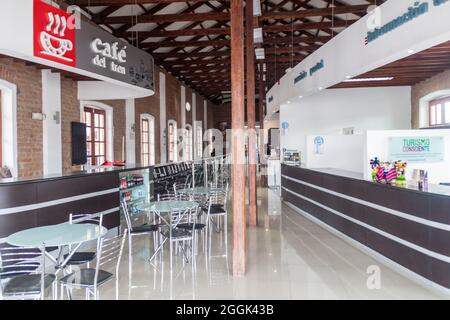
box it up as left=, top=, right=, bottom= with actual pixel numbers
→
left=264, top=20, right=357, bottom=33
left=126, top=27, right=230, bottom=38
left=96, top=11, right=229, bottom=24
left=72, top=0, right=223, bottom=5
left=142, top=39, right=229, bottom=49
left=260, top=4, right=370, bottom=21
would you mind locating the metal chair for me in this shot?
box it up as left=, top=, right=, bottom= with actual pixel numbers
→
left=64, top=213, right=104, bottom=269
left=0, top=245, right=56, bottom=300
left=157, top=192, right=177, bottom=201
left=121, top=200, right=159, bottom=286
left=175, top=191, right=208, bottom=255
left=59, top=229, right=128, bottom=300
left=204, top=187, right=229, bottom=257
left=160, top=205, right=198, bottom=272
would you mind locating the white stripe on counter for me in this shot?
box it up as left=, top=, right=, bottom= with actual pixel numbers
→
left=282, top=175, right=450, bottom=231
left=0, top=188, right=119, bottom=216
left=282, top=186, right=450, bottom=263
left=0, top=207, right=120, bottom=244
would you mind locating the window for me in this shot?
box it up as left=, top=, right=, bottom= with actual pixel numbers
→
left=185, top=125, right=193, bottom=161
left=168, top=120, right=177, bottom=162
left=196, top=123, right=203, bottom=159
left=84, top=107, right=106, bottom=165
left=430, top=97, right=450, bottom=127
left=141, top=115, right=155, bottom=166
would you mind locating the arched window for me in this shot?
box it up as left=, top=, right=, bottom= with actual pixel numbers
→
left=429, top=96, right=450, bottom=127
left=84, top=107, right=106, bottom=165
left=141, top=114, right=155, bottom=166
left=196, top=122, right=203, bottom=159
left=184, top=124, right=193, bottom=161
left=168, top=120, right=177, bottom=162
left=80, top=101, right=114, bottom=166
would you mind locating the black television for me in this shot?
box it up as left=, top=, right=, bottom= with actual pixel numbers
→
left=71, top=122, right=87, bottom=165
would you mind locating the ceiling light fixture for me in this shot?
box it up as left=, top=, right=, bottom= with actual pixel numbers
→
left=344, top=77, right=394, bottom=82
left=255, top=48, right=265, bottom=60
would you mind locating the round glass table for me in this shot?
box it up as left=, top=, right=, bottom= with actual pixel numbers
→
left=7, top=223, right=107, bottom=247
left=143, top=200, right=199, bottom=212
left=7, top=223, right=107, bottom=275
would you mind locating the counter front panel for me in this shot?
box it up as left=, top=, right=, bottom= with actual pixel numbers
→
left=281, top=165, right=450, bottom=290
left=0, top=172, right=121, bottom=241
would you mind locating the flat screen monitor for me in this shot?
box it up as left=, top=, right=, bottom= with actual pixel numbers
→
left=71, top=122, right=87, bottom=165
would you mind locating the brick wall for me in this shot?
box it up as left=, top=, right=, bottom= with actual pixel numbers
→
left=135, top=65, right=161, bottom=164
left=411, top=69, right=450, bottom=128
left=0, top=58, right=43, bottom=177
left=196, top=94, right=205, bottom=125
left=185, top=87, right=193, bottom=126
left=166, top=72, right=180, bottom=125
left=1, top=57, right=220, bottom=177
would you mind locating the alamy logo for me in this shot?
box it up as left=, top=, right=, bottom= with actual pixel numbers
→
left=366, top=5, right=382, bottom=31
left=366, top=265, right=381, bottom=290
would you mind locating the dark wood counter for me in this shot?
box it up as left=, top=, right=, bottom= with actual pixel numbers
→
left=0, top=164, right=154, bottom=242
left=281, top=164, right=450, bottom=290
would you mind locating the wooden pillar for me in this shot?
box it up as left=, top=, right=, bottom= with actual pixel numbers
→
left=246, top=0, right=257, bottom=226
left=231, top=0, right=247, bottom=276
left=258, top=61, right=267, bottom=187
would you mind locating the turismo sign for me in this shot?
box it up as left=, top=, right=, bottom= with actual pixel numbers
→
left=366, top=0, right=450, bottom=45
left=388, top=136, right=445, bottom=163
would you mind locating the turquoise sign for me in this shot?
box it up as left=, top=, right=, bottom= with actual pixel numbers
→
left=388, top=136, right=445, bottom=163
left=293, top=59, right=325, bottom=84
left=309, top=59, right=324, bottom=76
left=294, top=71, right=307, bottom=84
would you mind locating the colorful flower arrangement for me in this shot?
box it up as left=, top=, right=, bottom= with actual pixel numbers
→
left=370, top=157, right=407, bottom=187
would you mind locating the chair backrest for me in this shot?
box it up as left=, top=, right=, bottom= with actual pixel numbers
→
left=69, top=213, right=103, bottom=227
left=0, top=245, right=46, bottom=299
left=157, top=193, right=176, bottom=201
left=94, top=229, right=127, bottom=287
left=169, top=206, right=197, bottom=230
left=208, top=189, right=228, bottom=207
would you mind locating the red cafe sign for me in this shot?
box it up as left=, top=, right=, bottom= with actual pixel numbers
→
left=33, top=0, right=76, bottom=67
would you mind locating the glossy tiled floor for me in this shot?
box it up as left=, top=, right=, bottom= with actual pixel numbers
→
left=71, top=188, right=446, bottom=300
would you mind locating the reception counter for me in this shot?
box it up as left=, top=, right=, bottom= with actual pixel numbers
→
left=0, top=164, right=154, bottom=243
left=281, top=164, right=450, bottom=291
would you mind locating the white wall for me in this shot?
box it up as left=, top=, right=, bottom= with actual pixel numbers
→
left=280, top=87, right=412, bottom=165
left=365, top=130, right=450, bottom=184
left=0, top=80, right=18, bottom=177
left=42, top=70, right=62, bottom=175
left=125, top=99, right=136, bottom=164
left=267, top=0, right=450, bottom=112
left=306, top=135, right=365, bottom=173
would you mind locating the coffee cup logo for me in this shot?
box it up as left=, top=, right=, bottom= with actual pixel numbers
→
left=33, top=0, right=76, bottom=67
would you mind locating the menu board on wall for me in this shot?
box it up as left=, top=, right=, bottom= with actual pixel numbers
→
left=76, top=20, right=154, bottom=91
left=388, top=136, right=445, bottom=163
